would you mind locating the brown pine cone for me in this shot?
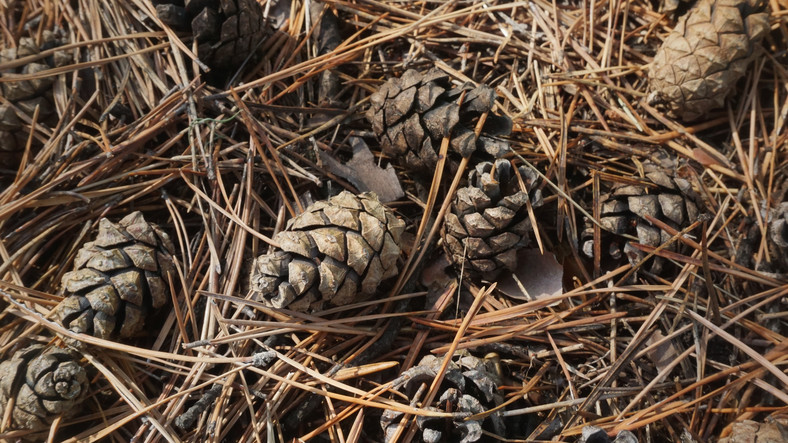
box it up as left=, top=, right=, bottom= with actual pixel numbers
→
left=250, top=191, right=405, bottom=312
left=442, top=159, right=540, bottom=279
left=57, top=212, right=176, bottom=345
left=366, top=68, right=513, bottom=173
left=0, top=32, right=70, bottom=170
left=0, top=344, right=89, bottom=432
left=718, top=417, right=788, bottom=443
left=647, top=0, right=770, bottom=120
left=581, top=158, right=703, bottom=273
left=155, top=0, right=268, bottom=74
left=380, top=353, right=505, bottom=443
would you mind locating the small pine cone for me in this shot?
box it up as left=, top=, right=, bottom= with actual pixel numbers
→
left=581, top=160, right=703, bottom=273
left=366, top=68, right=513, bottom=172
left=381, top=353, right=505, bottom=443
left=155, top=0, right=268, bottom=73
left=57, top=212, right=176, bottom=345
left=442, top=159, right=539, bottom=279
left=0, top=32, right=70, bottom=169
left=647, top=0, right=770, bottom=121
left=0, top=344, right=89, bottom=432
left=250, top=191, right=405, bottom=312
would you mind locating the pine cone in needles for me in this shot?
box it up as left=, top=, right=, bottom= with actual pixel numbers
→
left=0, top=32, right=70, bottom=170
left=381, top=353, right=505, bottom=443
left=57, top=212, right=176, bottom=345
left=442, top=159, right=541, bottom=279
left=0, top=344, right=89, bottom=432
left=581, top=160, right=703, bottom=274
left=647, top=0, right=769, bottom=120
left=155, top=0, right=268, bottom=75
left=250, top=191, right=405, bottom=312
left=366, top=68, right=513, bottom=173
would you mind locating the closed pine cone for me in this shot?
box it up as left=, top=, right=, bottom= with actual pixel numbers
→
left=366, top=68, right=512, bottom=173
left=155, top=0, right=268, bottom=74
left=380, top=353, right=505, bottom=443
left=442, top=159, right=539, bottom=279
left=250, top=191, right=405, bottom=312
left=647, top=0, right=770, bottom=120
left=57, top=212, right=176, bottom=345
left=0, top=344, right=89, bottom=433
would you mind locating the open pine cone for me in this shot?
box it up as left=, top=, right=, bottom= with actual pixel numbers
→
left=0, top=344, right=89, bottom=432
left=57, top=212, right=176, bottom=345
left=155, top=0, right=268, bottom=75
left=647, top=0, right=770, bottom=120
left=581, top=158, right=703, bottom=273
left=1, top=32, right=70, bottom=170
left=366, top=68, right=512, bottom=173
left=250, top=191, right=405, bottom=312
left=381, top=353, right=505, bottom=443
left=442, top=159, right=540, bottom=279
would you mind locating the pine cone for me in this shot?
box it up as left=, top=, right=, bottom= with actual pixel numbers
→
left=366, top=68, right=513, bottom=173
left=381, top=353, right=505, bottom=443
left=250, top=191, right=405, bottom=312
left=581, top=159, right=703, bottom=273
left=442, top=159, right=539, bottom=279
left=647, top=0, right=770, bottom=120
left=0, top=344, right=89, bottom=432
left=155, top=0, right=268, bottom=74
left=0, top=32, right=70, bottom=170
left=57, top=212, right=176, bottom=345
left=718, top=418, right=788, bottom=443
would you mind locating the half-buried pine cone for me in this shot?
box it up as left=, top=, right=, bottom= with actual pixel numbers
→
left=57, top=212, right=176, bottom=346
left=366, top=68, right=513, bottom=173
left=155, top=0, right=269, bottom=78
left=1, top=32, right=70, bottom=171
left=250, top=191, right=405, bottom=312
left=580, top=158, right=704, bottom=274
left=442, top=159, right=540, bottom=279
left=0, top=344, right=89, bottom=433
left=647, top=0, right=770, bottom=120
left=381, top=353, right=505, bottom=443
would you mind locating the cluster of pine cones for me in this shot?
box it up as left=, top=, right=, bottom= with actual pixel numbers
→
left=0, top=212, right=176, bottom=437
left=0, top=0, right=782, bottom=439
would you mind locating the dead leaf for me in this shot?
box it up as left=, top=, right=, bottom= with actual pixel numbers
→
left=498, top=249, right=563, bottom=302
left=644, top=330, right=680, bottom=374
left=319, top=137, right=404, bottom=203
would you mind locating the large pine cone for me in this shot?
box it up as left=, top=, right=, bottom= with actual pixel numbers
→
left=647, top=0, right=769, bottom=120
left=1, top=32, right=70, bottom=170
left=442, top=159, right=539, bottom=279
left=57, top=212, right=176, bottom=345
left=0, top=344, right=89, bottom=432
left=155, top=0, right=268, bottom=73
left=250, top=191, right=405, bottom=312
left=581, top=159, right=703, bottom=273
left=381, top=353, right=505, bottom=443
left=366, top=68, right=512, bottom=172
